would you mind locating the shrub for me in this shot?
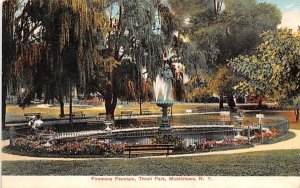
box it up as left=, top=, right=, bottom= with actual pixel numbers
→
left=195, top=136, right=250, bottom=151
left=11, top=137, right=124, bottom=156
left=151, top=134, right=187, bottom=152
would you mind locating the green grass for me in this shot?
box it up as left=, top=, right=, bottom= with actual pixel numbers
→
left=5, top=103, right=206, bottom=122
left=2, top=149, right=300, bottom=176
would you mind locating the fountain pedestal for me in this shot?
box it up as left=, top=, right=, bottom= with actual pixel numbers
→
left=156, top=102, right=173, bottom=133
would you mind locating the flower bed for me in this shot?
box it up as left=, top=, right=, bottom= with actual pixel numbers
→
left=11, top=138, right=124, bottom=156
left=251, top=128, right=280, bottom=143
left=193, top=136, right=251, bottom=152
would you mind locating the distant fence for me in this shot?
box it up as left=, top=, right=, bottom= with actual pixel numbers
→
left=8, top=116, right=289, bottom=146
left=263, top=116, right=289, bottom=136
left=49, top=126, right=234, bottom=145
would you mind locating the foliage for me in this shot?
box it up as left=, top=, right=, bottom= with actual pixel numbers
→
left=193, top=136, right=251, bottom=152
left=11, top=137, right=124, bottom=156
left=251, top=128, right=280, bottom=143
left=2, top=0, right=283, bottom=121
left=184, top=0, right=281, bottom=67
left=185, top=66, right=234, bottom=101
left=3, top=0, right=110, bottom=112
left=230, top=29, right=300, bottom=102
left=86, top=0, right=180, bottom=117
left=172, top=0, right=281, bottom=104
left=3, top=0, right=180, bottom=119
left=2, top=0, right=18, bottom=127
left=184, top=72, right=211, bottom=101
left=151, top=134, right=186, bottom=151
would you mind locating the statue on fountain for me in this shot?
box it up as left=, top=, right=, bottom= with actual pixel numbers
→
left=153, top=62, right=175, bottom=133
left=161, top=63, right=174, bottom=101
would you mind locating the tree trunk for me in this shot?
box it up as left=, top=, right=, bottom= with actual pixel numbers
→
left=54, top=95, right=64, bottom=117
left=219, top=95, right=224, bottom=110
left=139, top=100, right=142, bottom=115
left=104, top=78, right=118, bottom=119
left=258, top=96, right=263, bottom=109
left=69, top=81, right=73, bottom=123
left=227, top=94, right=236, bottom=112
left=60, top=99, right=64, bottom=117
left=139, top=76, right=143, bottom=115
left=104, top=95, right=117, bottom=119
left=295, top=108, right=299, bottom=122
left=111, top=93, right=118, bottom=119
left=2, top=83, right=7, bottom=128
left=2, top=1, right=16, bottom=129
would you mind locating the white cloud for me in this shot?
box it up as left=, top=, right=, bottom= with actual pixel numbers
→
left=278, top=9, right=300, bottom=31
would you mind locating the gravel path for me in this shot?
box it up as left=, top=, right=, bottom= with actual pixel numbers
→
left=2, top=129, right=300, bottom=161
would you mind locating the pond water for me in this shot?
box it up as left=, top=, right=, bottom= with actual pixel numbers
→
left=107, top=131, right=233, bottom=146
left=31, top=112, right=286, bottom=147
left=101, top=113, right=285, bottom=146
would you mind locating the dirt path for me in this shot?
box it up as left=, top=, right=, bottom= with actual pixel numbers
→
left=2, top=129, right=300, bottom=161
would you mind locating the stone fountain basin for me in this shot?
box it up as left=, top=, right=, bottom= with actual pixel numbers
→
left=154, top=101, right=175, bottom=108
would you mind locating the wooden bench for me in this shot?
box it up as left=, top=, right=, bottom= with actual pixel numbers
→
left=87, top=120, right=104, bottom=126
left=96, top=113, right=106, bottom=120
left=59, top=111, right=85, bottom=119
left=120, top=110, right=133, bottom=119
left=24, top=113, right=42, bottom=121
left=59, top=113, right=71, bottom=119
left=221, top=107, right=230, bottom=111
left=72, top=111, right=85, bottom=118
left=138, top=118, right=156, bottom=126
left=142, top=108, right=152, bottom=115
left=124, top=144, right=174, bottom=158
left=196, top=106, right=206, bottom=112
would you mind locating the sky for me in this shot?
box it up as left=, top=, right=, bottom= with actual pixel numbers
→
left=258, top=0, right=300, bottom=31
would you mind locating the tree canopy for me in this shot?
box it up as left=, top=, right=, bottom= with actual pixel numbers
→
left=230, top=29, right=300, bottom=102
left=2, top=0, right=291, bottom=124
left=179, top=0, right=281, bottom=109
left=3, top=0, right=181, bottom=119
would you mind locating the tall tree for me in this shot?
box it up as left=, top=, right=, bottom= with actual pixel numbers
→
left=5, top=0, right=178, bottom=121
left=2, top=0, right=17, bottom=128
left=87, top=0, right=179, bottom=118
left=173, top=0, right=281, bottom=111
left=230, top=29, right=300, bottom=121
left=13, top=0, right=109, bottom=119
left=2, top=0, right=44, bottom=126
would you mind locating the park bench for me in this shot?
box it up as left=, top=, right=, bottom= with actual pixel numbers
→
left=142, top=108, right=152, bottom=115
left=196, top=106, right=206, bottom=113
left=24, top=113, right=42, bottom=121
left=59, top=111, right=85, bottom=119
left=59, top=113, right=71, bottom=119
left=96, top=113, right=106, bottom=120
left=72, top=111, right=85, bottom=118
left=220, top=107, right=230, bottom=111
left=124, top=144, right=175, bottom=158
left=138, top=118, right=156, bottom=126
left=120, top=110, right=133, bottom=119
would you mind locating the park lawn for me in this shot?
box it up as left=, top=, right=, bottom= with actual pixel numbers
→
left=5, top=103, right=214, bottom=121
left=290, top=122, right=300, bottom=130
left=2, top=149, right=300, bottom=176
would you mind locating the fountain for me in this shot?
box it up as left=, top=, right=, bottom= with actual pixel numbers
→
left=153, top=63, right=175, bottom=133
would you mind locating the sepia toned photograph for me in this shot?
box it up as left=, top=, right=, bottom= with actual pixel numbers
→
left=1, top=0, right=300, bottom=187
